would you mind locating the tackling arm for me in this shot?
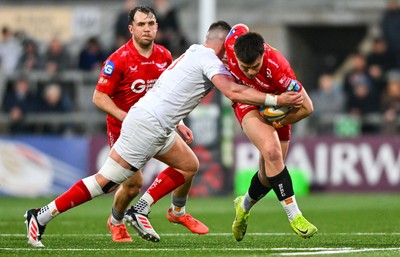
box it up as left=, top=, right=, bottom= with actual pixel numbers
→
left=211, top=74, right=270, bottom=106
left=277, top=91, right=303, bottom=108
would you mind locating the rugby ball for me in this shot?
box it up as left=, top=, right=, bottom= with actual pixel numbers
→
left=260, top=105, right=292, bottom=121
left=260, top=79, right=301, bottom=121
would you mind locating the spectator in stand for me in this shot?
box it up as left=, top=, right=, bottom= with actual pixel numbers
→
left=309, top=73, right=345, bottom=134
left=43, top=38, right=70, bottom=74
left=37, top=83, right=73, bottom=134
left=346, top=76, right=380, bottom=133
left=114, top=0, right=138, bottom=46
left=367, top=63, right=387, bottom=98
left=381, top=71, right=400, bottom=133
left=152, top=0, right=188, bottom=57
left=2, top=76, right=38, bottom=134
left=78, top=37, right=107, bottom=72
left=0, top=26, right=22, bottom=75
left=381, top=0, right=400, bottom=68
left=17, top=39, right=43, bottom=72
left=343, top=53, right=373, bottom=105
left=366, top=37, right=396, bottom=73
left=365, top=38, right=392, bottom=101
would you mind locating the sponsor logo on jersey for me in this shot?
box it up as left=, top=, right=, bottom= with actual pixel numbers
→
left=103, top=61, right=114, bottom=75
left=283, top=77, right=294, bottom=88
left=226, top=28, right=236, bottom=40
left=239, top=104, right=250, bottom=109
left=147, top=79, right=157, bottom=85
left=98, top=77, right=108, bottom=85
left=232, top=69, right=271, bottom=91
left=267, top=58, right=279, bottom=69
left=131, top=79, right=158, bottom=93
left=121, top=51, right=129, bottom=57
left=156, top=45, right=164, bottom=52
left=155, top=62, right=167, bottom=69
left=265, top=68, right=272, bottom=79
left=279, top=76, right=287, bottom=85
left=129, top=66, right=138, bottom=72
left=255, top=77, right=271, bottom=90
left=287, top=79, right=300, bottom=92
left=131, top=79, right=146, bottom=93
left=141, top=61, right=155, bottom=65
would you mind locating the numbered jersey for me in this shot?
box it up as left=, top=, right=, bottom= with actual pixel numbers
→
left=96, top=39, right=172, bottom=143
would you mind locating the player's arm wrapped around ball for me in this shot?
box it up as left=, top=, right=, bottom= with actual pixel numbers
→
left=260, top=80, right=314, bottom=126
left=259, top=79, right=303, bottom=122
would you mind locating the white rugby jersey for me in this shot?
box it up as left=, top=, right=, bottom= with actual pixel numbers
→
left=134, top=44, right=231, bottom=131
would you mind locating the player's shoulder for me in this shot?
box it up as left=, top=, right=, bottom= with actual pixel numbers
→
left=186, top=45, right=219, bottom=67
left=197, top=44, right=218, bottom=59
left=154, top=44, right=173, bottom=59
left=108, top=42, right=131, bottom=61
left=264, top=43, right=290, bottom=67
left=114, top=40, right=131, bottom=54
left=226, top=23, right=249, bottom=42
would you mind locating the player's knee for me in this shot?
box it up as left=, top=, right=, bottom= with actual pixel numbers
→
left=122, top=184, right=141, bottom=199
left=98, top=157, right=136, bottom=184
left=122, top=180, right=143, bottom=198
left=188, top=157, right=200, bottom=174
left=263, top=147, right=282, bottom=163
left=176, top=150, right=199, bottom=174
left=179, top=158, right=199, bottom=179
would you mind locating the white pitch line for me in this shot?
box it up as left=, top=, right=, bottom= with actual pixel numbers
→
left=1, top=247, right=400, bottom=253
left=277, top=248, right=400, bottom=256
left=1, top=232, right=400, bottom=237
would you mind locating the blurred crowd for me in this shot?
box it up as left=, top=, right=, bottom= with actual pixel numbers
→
left=0, top=0, right=399, bottom=136
left=0, top=0, right=189, bottom=135
left=308, top=0, right=400, bottom=136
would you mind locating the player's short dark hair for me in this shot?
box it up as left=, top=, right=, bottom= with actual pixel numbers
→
left=234, top=32, right=265, bottom=64
left=128, top=6, right=157, bottom=24
left=208, top=21, right=231, bottom=32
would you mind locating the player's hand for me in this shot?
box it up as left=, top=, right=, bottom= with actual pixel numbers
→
left=277, top=92, right=303, bottom=108
left=177, top=124, right=194, bottom=144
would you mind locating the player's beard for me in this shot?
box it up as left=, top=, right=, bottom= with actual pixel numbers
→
left=137, top=37, right=154, bottom=50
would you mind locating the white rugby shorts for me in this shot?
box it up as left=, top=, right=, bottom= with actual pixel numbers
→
left=113, top=107, right=177, bottom=170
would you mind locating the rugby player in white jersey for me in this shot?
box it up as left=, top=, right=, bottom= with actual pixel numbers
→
left=121, top=21, right=302, bottom=241
left=93, top=6, right=207, bottom=242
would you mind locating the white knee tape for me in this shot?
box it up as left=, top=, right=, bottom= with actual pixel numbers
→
left=82, top=175, right=103, bottom=198
left=98, top=157, right=135, bottom=184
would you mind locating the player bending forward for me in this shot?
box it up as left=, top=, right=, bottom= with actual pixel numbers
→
left=225, top=24, right=318, bottom=241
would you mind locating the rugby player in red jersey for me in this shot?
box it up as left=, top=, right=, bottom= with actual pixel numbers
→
left=23, top=7, right=207, bottom=248
left=225, top=24, right=318, bottom=241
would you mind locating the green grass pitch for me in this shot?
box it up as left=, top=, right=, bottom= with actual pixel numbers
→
left=0, top=194, right=399, bottom=256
